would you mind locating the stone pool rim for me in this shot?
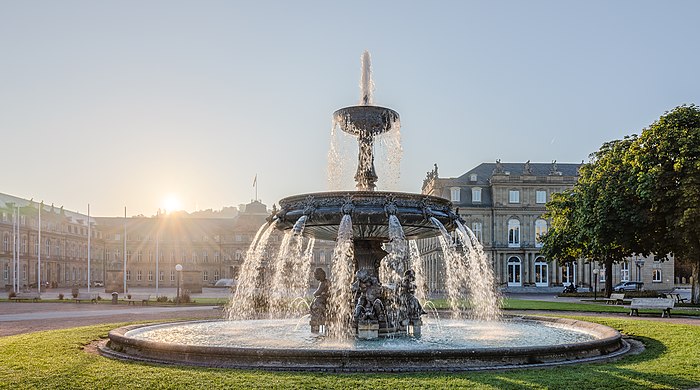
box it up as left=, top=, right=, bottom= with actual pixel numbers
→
left=100, top=315, right=628, bottom=372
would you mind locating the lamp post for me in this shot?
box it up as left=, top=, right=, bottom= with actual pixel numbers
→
left=175, top=264, right=183, bottom=305
left=593, top=268, right=599, bottom=301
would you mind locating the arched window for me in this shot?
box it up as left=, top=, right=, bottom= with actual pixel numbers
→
left=535, top=219, right=548, bottom=247
left=450, top=187, right=461, bottom=202
left=535, top=256, right=548, bottom=286
left=508, top=219, right=520, bottom=247
left=561, top=262, right=576, bottom=286
left=471, top=222, right=482, bottom=243
left=507, top=256, right=522, bottom=286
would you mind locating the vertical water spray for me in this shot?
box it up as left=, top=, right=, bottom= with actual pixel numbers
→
left=225, top=220, right=279, bottom=320
left=327, top=214, right=355, bottom=338
left=360, top=50, right=374, bottom=105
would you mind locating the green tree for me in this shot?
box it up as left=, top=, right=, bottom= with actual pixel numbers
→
left=630, top=105, right=700, bottom=303
left=541, top=137, right=648, bottom=295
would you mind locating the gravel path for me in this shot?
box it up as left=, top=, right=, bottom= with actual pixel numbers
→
left=2, top=301, right=698, bottom=338
left=0, top=302, right=223, bottom=337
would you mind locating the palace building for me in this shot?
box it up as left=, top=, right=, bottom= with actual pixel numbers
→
left=419, top=161, right=675, bottom=293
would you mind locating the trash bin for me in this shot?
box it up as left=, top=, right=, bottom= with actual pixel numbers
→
left=111, top=292, right=119, bottom=304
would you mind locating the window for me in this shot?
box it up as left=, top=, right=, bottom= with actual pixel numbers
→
left=508, top=257, right=521, bottom=286
left=21, top=236, right=27, bottom=254
left=509, top=190, right=520, bottom=203
left=137, top=251, right=142, bottom=262
left=159, top=271, right=164, bottom=282
left=3, top=234, right=8, bottom=252
left=652, top=269, right=662, bottom=283
left=3, top=263, right=8, bottom=280
left=127, top=250, right=132, bottom=262
left=470, top=174, right=477, bottom=182
left=203, top=251, right=208, bottom=263
left=471, top=222, right=482, bottom=243
left=203, top=271, right=208, bottom=281
left=214, top=270, right=220, bottom=281
left=126, top=270, right=131, bottom=281
left=149, top=251, right=153, bottom=262
left=621, top=261, right=630, bottom=282
left=561, top=263, right=576, bottom=286
left=215, top=251, right=220, bottom=262
left=471, top=187, right=482, bottom=203
left=535, top=219, right=547, bottom=247
left=148, top=270, right=153, bottom=282
left=170, top=270, right=175, bottom=282
left=535, top=257, right=548, bottom=286
left=536, top=190, right=547, bottom=204
left=508, top=219, right=520, bottom=247
left=450, top=187, right=461, bottom=202
left=46, top=239, right=51, bottom=257
left=235, top=251, right=243, bottom=261
left=23, top=264, right=28, bottom=281
left=319, top=251, right=326, bottom=264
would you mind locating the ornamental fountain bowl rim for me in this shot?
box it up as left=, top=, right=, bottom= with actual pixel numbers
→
left=100, top=315, right=629, bottom=372
left=275, top=191, right=457, bottom=240
left=333, top=105, right=400, bottom=136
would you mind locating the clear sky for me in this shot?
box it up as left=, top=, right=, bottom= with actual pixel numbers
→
left=1, top=1, right=699, bottom=217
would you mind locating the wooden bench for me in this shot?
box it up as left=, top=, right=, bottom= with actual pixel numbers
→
left=9, top=292, right=41, bottom=302
left=124, top=294, right=151, bottom=305
left=629, top=298, right=674, bottom=318
left=605, top=293, right=625, bottom=305
left=73, top=293, right=98, bottom=303
left=665, top=292, right=688, bottom=304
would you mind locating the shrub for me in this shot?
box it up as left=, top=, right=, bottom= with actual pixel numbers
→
left=58, top=293, right=64, bottom=300
left=156, top=295, right=169, bottom=303
left=179, top=290, right=191, bottom=304
left=8, top=291, right=16, bottom=299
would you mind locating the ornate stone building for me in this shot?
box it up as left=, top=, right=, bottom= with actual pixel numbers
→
left=420, top=161, right=675, bottom=292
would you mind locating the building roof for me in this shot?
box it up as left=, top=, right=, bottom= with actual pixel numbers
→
left=0, top=192, right=94, bottom=225
left=456, top=162, right=581, bottom=185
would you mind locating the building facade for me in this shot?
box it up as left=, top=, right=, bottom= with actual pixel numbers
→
left=420, top=161, right=675, bottom=292
left=1, top=193, right=335, bottom=294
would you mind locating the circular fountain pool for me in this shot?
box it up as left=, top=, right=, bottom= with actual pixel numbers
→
left=101, top=316, right=627, bottom=372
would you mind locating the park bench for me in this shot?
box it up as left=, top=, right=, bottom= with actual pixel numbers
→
left=664, top=292, right=688, bottom=304
left=629, top=298, right=674, bottom=318
left=9, top=292, right=41, bottom=302
left=605, top=293, right=625, bottom=305
left=124, top=294, right=151, bottom=305
left=73, top=293, right=98, bottom=303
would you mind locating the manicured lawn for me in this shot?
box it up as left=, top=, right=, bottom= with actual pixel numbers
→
left=1, top=316, right=698, bottom=389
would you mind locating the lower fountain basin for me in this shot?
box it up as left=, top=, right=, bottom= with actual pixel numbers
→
left=276, top=191, right=457, bottom=241
left=101, top=316, right=627, bottom=372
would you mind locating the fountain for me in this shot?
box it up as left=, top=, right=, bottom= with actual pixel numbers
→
left=101, top=52, right=629, bottom=371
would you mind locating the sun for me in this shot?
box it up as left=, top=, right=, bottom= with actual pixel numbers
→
left=162, top=194, right=182, bottom=214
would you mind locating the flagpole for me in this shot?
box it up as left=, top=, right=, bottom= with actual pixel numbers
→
left=155, top=220, right=160, bottom=296
left=87, top=203, right=91, bottom=293
left=12, top=207, right=16, bottom=292
left=123, top=206, right=127, bottom=294
left=17, top=206, right=21, bottom=292
left=38, top=203, right=41, bottom=295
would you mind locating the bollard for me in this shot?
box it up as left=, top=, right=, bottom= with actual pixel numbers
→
left=111, top=292, right=119, bottom=304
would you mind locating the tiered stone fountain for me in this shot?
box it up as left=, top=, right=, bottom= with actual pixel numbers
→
left=101, top=52, right=629, bottom=372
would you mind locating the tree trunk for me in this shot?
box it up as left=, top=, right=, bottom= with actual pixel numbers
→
left=605, top=259, right=613, bottom=298
left=692, top=260, right=699, bottom=305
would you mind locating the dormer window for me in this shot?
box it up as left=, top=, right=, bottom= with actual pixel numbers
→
left=509, top=190, right=520, bottom=203
left=470, top=174, right=477, bottom=182
left=472, top=187, right=482, bottom=203
left=450, top=187, right=461, bottom=202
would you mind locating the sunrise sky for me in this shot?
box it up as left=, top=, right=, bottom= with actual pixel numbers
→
left=2, top=1, right=699, bottom=216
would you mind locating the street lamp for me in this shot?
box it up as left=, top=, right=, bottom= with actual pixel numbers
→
left=175, top=264, right=183, bottom=305
left=593, top=268, right=599, bottom=301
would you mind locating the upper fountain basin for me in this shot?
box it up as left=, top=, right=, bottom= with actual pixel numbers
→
left=275, top=191, right=458, bottom=241
left=333, top=105, right=399, bottom=137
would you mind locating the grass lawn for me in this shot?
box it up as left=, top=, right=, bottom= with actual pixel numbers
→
left=1, top=316, right=698, bottom=389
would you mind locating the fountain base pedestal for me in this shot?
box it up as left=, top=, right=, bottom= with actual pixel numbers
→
left=357, top=321, right=379, bottom=340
